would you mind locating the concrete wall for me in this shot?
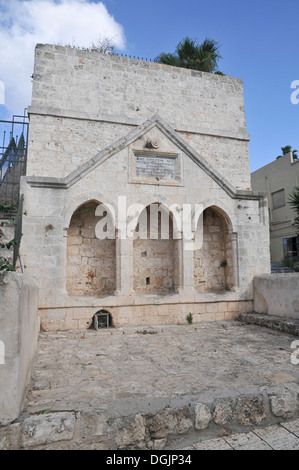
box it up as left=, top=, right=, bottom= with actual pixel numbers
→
left=0, top=273, right=39, bottom=425
left=253, top=274, right=299, bottom=318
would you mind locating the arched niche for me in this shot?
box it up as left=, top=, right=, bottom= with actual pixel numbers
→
left=66, top=200, right=116, bottom=296
left=194, top=205, right=234, bottom=293
left=133, top=203, right=178, bottom=295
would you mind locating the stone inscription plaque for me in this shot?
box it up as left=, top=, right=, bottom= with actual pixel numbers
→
left=135, top=155, right=176, bottom=180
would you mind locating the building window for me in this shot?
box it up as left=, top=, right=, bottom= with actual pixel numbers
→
left=283, top=237, right=299, bottom=260
left=272, top=189, right=285, bottom=209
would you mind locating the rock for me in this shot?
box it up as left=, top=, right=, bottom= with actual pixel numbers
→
left=213, top=398, right=234, bottom=425
left=21, top=412, right=76, bottom=447
left=194, top=403, right=212, bottom=430
left=236, top=395, right=267, bottom=426
left=110, top=413, right=146, bottom=448
left=148, top=407, right=193, bottom=439
left=0, top=423, right=21, bottom=450
left=80, top=411, right=108, bottom=437
left=269, top=392, right=297, bottom=419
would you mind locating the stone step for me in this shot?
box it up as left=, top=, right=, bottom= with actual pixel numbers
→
left=237, top=313, right=299, bottom=336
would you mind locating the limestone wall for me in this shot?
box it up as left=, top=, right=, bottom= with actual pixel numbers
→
left=253, top=274, right=299, bottom=318
left=27, top=44, right=251, bottom=190
left=0, top=273, right=39, bottom=425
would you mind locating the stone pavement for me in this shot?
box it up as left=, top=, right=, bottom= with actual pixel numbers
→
left=180, top=419, right=299, bottom=450
left=10, top=319, right=299, bottom=449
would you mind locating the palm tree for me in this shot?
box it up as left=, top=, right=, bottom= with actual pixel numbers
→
left=154, top=37, right=223, bottom=74
left=277, top=145, right=298, bottom=160
left=289, top=186, right=299, bottom=235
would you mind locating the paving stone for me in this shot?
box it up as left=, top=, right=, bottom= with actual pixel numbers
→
left=253, top=424, right=299, bottom=450
left=223, top=431, right=272, bottom=450
left=193, top=438, right=232, bottom=450
left=280, top=418, right=299, bottom=437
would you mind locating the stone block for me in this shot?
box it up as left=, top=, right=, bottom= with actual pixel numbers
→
left=213, top=398, right=235, bottom=425
left=236, top=395, right=267, bottom=426
left=21, top=412, right=76, bottom=447
left=269, top=392, right=297, bottom=419
left=110, top=413, right=146, bottom=448
left=80, top=411, right=108, bottom=437
left=148, top=407, right=193, bottom=439
left=194, top=403, right=212, bottom=430
left=0, top=423, right=21, bottom=450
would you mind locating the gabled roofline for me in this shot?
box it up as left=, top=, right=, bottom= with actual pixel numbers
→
left=25, top=115, right=265, bottom=202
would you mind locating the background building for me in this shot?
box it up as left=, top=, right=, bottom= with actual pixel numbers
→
left=251, top=152, right=299, bottom=264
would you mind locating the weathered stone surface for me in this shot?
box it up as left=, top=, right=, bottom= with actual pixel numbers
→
left=194, top=403, right=212, bottom=430
left=236, top=395, right=267, bottom=426
left=148, top=407, right=193, bottom=439
left=80, top=411, right=108, bottom=437
left=0, top=423, right=21, bottom=450
left=21, top=412, right=76, bottom=447
left=0, top=273, right=39, bottom=425
left=110, top=413, right=146, bottom=448
left=269, top=392, right=297, bottom=419
left=213, top=398, right=235, bottom=425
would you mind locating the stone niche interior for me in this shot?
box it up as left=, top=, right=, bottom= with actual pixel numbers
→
left=194, top=206, right=234, bottom=293
left=66, top=201, right=234, bottom=298
left=133, top=204, right=179, bottom=295
left=66, top=201, right=116, bottom=296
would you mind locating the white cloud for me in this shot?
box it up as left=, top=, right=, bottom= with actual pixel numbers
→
left=0, top=0, right=126, bottom=115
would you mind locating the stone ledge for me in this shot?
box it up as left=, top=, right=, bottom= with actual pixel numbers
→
left=2, top=387, right=299, bottom=450
left=237, top=313, right=299, bottom=336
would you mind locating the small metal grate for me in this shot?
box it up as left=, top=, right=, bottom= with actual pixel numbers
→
left=93, top=310, right=111, bottom=330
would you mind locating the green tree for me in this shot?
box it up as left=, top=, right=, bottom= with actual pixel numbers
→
left=277, top=145, right=298, bottom=160
left=288, top=186, right=299, bottom=235
left=154, top=37, right=223, bottom=74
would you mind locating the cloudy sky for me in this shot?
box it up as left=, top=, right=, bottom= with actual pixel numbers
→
left=0, top=0, right=298, bottom=171
left=0, top=0, right=125, bottom=116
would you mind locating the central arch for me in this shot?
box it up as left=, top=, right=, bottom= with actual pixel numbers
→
left=133, top=203, right=178, bottom=295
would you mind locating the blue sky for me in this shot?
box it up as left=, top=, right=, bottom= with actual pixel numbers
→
left=0, top=0, right=298, bottom=172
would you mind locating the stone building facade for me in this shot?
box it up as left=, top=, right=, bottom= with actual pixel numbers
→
left=20, top=44, right=270, bottom=330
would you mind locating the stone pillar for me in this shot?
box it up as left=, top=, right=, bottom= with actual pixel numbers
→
left=231, top=232, right=239, bottom=288
left=115, top=231, right=134, bottom=295
left=178, top=235, right=196, bottom=296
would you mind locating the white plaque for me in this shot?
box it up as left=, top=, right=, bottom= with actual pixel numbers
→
left=135, top=155, right=176, bottom=180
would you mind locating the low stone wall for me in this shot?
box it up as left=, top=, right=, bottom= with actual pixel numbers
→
left=38, top=300, right=253, bottom=331
left=253, top=274, right=299, bottom=319
left=0, top=273, right=39, bottom=425
left=1, top=386, right=298, bottom=450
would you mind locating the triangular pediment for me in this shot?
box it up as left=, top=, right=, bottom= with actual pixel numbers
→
left=25, top=115, right=261, bottom=201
